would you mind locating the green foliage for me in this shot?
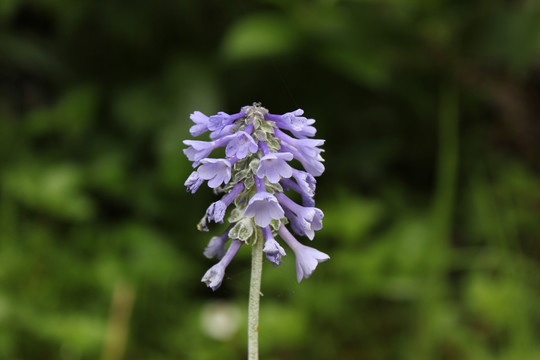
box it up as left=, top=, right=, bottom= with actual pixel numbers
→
left=1, top=0, right=540, bottom=359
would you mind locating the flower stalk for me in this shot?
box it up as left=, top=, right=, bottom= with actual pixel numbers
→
left=248, top=229, right=263, bottom=360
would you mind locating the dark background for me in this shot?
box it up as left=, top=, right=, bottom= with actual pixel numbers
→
left=1, top=0, right=540, bottom=359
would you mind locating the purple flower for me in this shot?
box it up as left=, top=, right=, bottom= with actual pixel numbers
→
left=226, top=131, right=258, bottom=159
left=281, top=144, right=324, bottom=177
left=202, top=239, right=243, bottom=291
left=206, top=201, right=227, bottom=223
left=206, top=183, right=245, bottom=223
left=275, top=193, right=323, bottom=240
left=204, top=226, right=232, bottom=259
left=184, top=171, right=204, bottom=194
left=208, top=111, right=245, bottom=132
left=278, top=224, right=329, bottom=282
left=266, top=109, right=316, bottom=138
left=183, top=140, right=215, bottom=163
left=291, top=169, right=316, bottom=197
left=275, top=129, right=324, bottom=159
left=197, top=159, right=232, bottom=188
left=256, top=152, right=294, bottom=183
left=210, top=124, right=235, bottom=140
left=189, top=111, right=210, bottom=137
left=244, top=191, right=284, bottom=227
left=262, top=226, right=286, bottom=265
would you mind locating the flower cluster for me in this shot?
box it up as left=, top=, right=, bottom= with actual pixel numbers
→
left=183, top=103, right=329, bottom=291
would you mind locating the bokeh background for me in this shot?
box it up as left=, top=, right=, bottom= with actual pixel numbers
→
left=2, top=0, right=540, bottom=359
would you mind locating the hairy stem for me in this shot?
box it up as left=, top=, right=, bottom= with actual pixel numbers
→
left=248, top=231, right=263, bottom=360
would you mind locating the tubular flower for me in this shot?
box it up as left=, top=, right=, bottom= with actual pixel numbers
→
left=183, top=103, right=329, bottom=290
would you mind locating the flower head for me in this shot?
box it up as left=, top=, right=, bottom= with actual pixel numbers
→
left=183, top=104, right=328, bottom=290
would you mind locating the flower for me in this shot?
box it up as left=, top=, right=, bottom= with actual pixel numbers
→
left=278, top=224, right=329, bottom=282
left=206, top=183, right=245, bottom=223
left=256, top=152, right=294, bottom=183
left=275, top=192, right=323, bottom=240
left=203, top=226, right=232, bottom=259
left=274, top=129, right=324, bottom=159
left=206, top=201, right=227, bottom=223
left=244, top=191, right=284, bottom=227
left=197, top=159, right=232, bottom=188
left=281, top=144, right=324, bottom=177
left=262, top=226, right=286, bottom=265
left=183, top=104, right=328, bottom=289
left=189, top=111, right=210, bottom=137
left=202, top=239, right=243, bottom=291
left=266, top=109, right=316, bottom=138
left=183, top=140, right=215, bottom=163
left=225, top=131, right=258, bottom=159
left=184, top=171, right=204, bottom=194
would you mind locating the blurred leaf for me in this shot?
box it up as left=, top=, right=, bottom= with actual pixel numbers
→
left=222, top=13, right=300, bottom=61
left=25, top=85, right=99, bottom=139
left=3, top=163, right=94, bottom=221
left=322, top=193, right=383, bottom=243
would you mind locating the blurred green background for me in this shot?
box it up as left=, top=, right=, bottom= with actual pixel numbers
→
left=1, top=0, right=540, bottom=359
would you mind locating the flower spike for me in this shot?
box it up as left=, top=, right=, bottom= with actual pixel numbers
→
left=183, top=103, right=328, bottom=289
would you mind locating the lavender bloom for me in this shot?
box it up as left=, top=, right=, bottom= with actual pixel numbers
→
left=204, top=226, right=232, bottom=259
left=206, top=183, right=244, bottom=223
left=206, top=201, right=227, bottom=223
left=275, top=192, right=323, bottom=240
left=262, top=226, right=286, bottom=265
left=197, top=158, right=231, bottom=188
left=202, top=239, right=243, bottom=291
left=278, top=224, right=329, bottom=282
left=183, top=140, right=215, bottom=163
left=226, top=131, right=258, bottom=159
left=281, top=144, right=324, bottom=177
left=208, top=111, right=245, bottom=132
left=244, top=191, right=284, bottom=228
left=189, top=111, right=210, bottom=137
left=256, top=152, right=294, bottom=183
left=280, top=177, right=315, bottom=207
left=209, top=124, right=235, bottom=140
left=184, top=171, right=204, bottom=194
left=275, top=129, right=324, bottom=159
left=266, top=109, right=316, bottom=138
left=292, top=169, right=316, bottom=196
left=183, top=104, right=328, bottom=289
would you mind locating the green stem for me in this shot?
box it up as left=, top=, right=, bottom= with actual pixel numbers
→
left=248, top=233, right=263, bottom=360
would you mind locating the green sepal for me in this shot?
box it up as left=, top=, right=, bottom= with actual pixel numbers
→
left=233, top=169, right=250, bottom=183
left=260, top=121, right=275, bottom=132
left=269, top=219, right=281, bottom=232
left=228, top=206, right=244, bottom=223
left=249, top=158, right=260, bottom=174
left=267, top=138, right=281, bottom=152
left=229, top=217, right=255, bottom=243
left=254, top=130, right=267, bottom=142
left=244, top=176, right=254, bottom=190
left=265, top=181, right=283, bottom=194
